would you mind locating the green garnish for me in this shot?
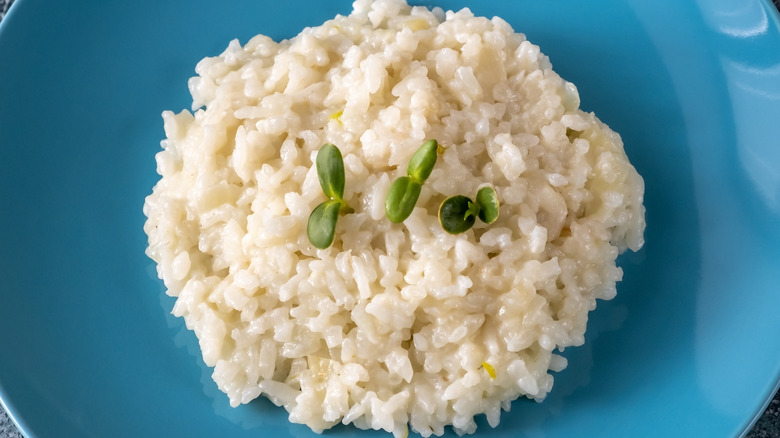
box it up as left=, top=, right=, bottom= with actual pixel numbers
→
left=385, top=176, right=423, bottom=223
left=439, top=186, right=500, bottom=235
left=439, top=195, right=477, bottom=234
left=475, top=186, right=499, bottom=224
left=385, top=139, right=439, bottom=223
left=307, top=144, right=352, bottom=249
left=406, top=139, right=439, bottom=183
left=316, top=143, right=346, bottom=201
left=307, top=200, right=342, bottom=249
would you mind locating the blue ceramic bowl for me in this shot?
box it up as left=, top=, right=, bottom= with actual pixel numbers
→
left=1, top=1, right=779, bottom=437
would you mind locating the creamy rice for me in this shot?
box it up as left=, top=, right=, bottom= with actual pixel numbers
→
left=143, top=0, right=645, bottom=436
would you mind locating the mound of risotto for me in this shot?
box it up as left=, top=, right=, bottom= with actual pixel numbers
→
left=143, top=0, right=645, bottom=436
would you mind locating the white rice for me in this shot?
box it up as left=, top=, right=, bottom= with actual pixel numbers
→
left=143, top=0, right=645, bottom=436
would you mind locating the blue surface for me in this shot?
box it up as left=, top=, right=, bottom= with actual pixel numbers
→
left=1, top=0, right=780, bottom=437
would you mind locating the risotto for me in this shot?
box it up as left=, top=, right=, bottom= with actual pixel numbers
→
left=143, top=0, right=645, bottom=436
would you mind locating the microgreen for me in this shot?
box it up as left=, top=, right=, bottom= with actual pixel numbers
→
left=406, top=139, right=439, bottom=183
left=439, top=186, right=500, bottom=235
left=476, top=186, right=499, bottom=224
left=439, top=195, right=477, bottom=234
left=385, top=139, right=440, bottom=223
left=307, top=144, right=351, bottom=249
left=316, top=143, right=345, bottom=200
left=385, top=176, right=423, bottom=223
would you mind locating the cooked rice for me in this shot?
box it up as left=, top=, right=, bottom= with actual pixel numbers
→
left=143, top=0, right=645, bottom=436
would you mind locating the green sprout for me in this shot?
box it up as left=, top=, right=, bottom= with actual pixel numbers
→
left=475, top=186, right=500, bottom=224
left=385, top=139, right=440, bottom=223
left=439, top=186, right=500, bottom=235
left=307, top=144, right=353, bottom=249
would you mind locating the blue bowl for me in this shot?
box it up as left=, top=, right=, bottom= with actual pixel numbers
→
left=1, top=1, right=779, bottom=437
